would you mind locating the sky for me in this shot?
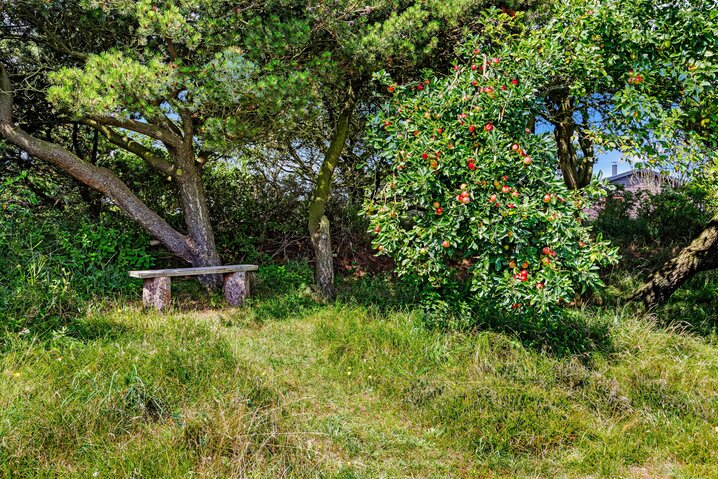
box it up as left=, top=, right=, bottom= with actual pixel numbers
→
left=595, top=149, right=628, bottom=178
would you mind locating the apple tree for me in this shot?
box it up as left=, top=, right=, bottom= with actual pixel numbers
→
left=364, top=48, right=618, bottom=319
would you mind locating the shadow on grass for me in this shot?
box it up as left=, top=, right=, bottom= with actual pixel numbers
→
left=64, top=314, right=136, bottom=342
left=336, top=273, right=614, bottom=357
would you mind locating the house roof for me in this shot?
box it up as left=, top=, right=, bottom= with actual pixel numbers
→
left=606, top=168, right=681, bottom=185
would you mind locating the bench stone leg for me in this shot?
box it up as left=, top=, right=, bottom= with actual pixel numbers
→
left=143, top=277, right=171, bottom=311
left=224, top=272, right=250, bottom=306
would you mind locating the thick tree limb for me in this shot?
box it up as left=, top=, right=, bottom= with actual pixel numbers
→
left=633, top=212, right=718, bottom=307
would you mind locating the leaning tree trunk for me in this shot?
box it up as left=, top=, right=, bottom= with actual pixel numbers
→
left=308, top=82, right=360, bottom=300
left=1, top=67, right=222, bottom=287
left=633, top=212, right=718, bottom=308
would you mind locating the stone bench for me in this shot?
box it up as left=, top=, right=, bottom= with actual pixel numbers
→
left=128, top=265, right=258, bottom=310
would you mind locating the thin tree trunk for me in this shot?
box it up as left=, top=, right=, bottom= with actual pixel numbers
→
left=308, top=81, right=360, bottom=299
left=633, top=212, right=718, bottom=307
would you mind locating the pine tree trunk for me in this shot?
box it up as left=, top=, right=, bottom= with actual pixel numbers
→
left=633, top=212, right=718, bottom=307
left=173, top=146, right=222, bottom=289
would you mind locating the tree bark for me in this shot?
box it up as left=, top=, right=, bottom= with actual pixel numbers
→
left=307, top=81, right=360, bottom=299
left=173, top=143, right=222, bottom=288
left=550, top=93, right=594, bottom=190
left=633, top=212, right=718, bottom=307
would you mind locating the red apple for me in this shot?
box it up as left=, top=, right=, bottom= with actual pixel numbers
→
left=502, top=185, right=511, bottom=194
left=435, top=207, right=443, bottom=215
left=387, top=85, right=395, bottom=93
left=511, top=143, right=520, bottom=151
left=484, top=123, right=494, bottom=132
left=417, top=84, right=423, bottom=90
left=536, top=282, right=544, bottom=289
left=523, top=156, right=533, bottom=166
left=510, top=78, right=519, bottom=86
left=441, top=240, right=450, bottom=248
left=461, top=191, right=470, bottom=198
left=543, top=194, right=552, bottom=203
left=542, top=247, right=551, bottom=255
left=469, top=125, right=476, bottom=133
left=422, top=152, right=428, bottom=159
left=375, top=226, right=381, bottom=233
left=467, top=162, right=476, bottom=170
left=462, top=196, right=470, bottom=204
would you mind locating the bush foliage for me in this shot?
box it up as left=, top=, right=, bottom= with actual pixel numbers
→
left=365, top=48, right=618, bottom=320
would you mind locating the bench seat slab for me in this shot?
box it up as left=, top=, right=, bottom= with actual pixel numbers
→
left=129, top=265, right=258, bottom=279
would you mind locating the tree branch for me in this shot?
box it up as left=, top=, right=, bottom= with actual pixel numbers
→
left=88, top=114, right=183, bottom=148
left=83, top=119, right=177, bottom=177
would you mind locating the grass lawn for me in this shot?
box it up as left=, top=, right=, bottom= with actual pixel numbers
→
left=1, top=287, right=717, bottom=478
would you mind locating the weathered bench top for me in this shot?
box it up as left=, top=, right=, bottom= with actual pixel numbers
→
left=129, top=264, right=258, bottom=279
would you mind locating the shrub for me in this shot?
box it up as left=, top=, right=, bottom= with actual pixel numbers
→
left=364, top=49, right=618, bottom=321
left=594, top=186, right=711, bottom=249
left=0, top=208, right=154, bottom=333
